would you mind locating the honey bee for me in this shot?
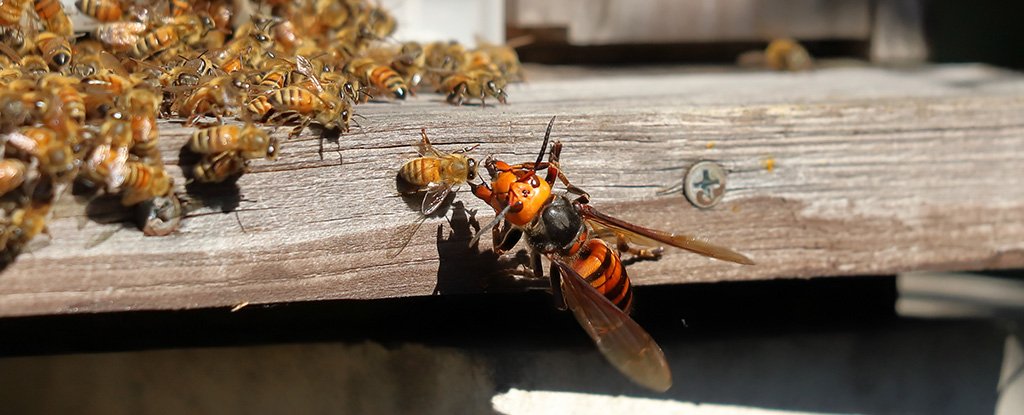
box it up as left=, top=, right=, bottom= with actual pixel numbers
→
left=0, top=25, right=24, bottom=52
left=469, top=117, right=754, bottom=391
left=0, top=90, right=34, bottom=132
left=345, top=56, right=408, bottom=100
left=764, top=38, right=813, bottom=71
left=137, top=192, right=181, bottom=236
left=0, top=159, right=27, bottom=194
left=390, top=41, right=425, bottom=88
left=34, top=0, right=73, bottom=37
left=130, top=25, right=180, bottom=59
left=212, top=20, right=275, bottom=72
left=82, top=141, right=128, bottom=191
left=396, top=129, right=478, bottom=215
left=158, top=53, right=216, bottom=88
left=438, top=69, right=507, bottom=106
left=188, top=123, right=278, bottom=161
left=424, top=41, right=467, bottom=74
left=168, top=0, right=189, bottom=16
left=471, top=40, right=526, bottom=81
left=117, top=161, right=172, bottom=206
left=39, top=74, right=85, bottom=124
left=20, top=55, right=51, bottom=76
left=193, top=150, right=245, bottom=183
left=124, top=89, right=160, bottom=162
left=14, top=127, right=75, bottom=179
left=94, top=21, right=147, bottom=52
left=82, top=72, right=135, bottom=95
left=0, top=0, right=26, bottom=26
left=167, top=13, right=216, bottom=48
left=175, top=73, right=249, bottom=125
left=72, top=48, right=128, bottom=78
left=255, top=86, right=352, bottom=137
left=0, top=200, right=52, bottom=255
left=75, top=0, right=121, bottom=22
left=34, top=32, right=72, bottom=70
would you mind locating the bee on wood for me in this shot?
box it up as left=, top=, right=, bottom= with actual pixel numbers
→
left=189, top=123, right=278, bottom=161
left=34, top=32, right=72, bottom=70
left=124, top=89, right=161, bottom=162
left=0, top=200, right=52, bottom=255
left=75, top=0, right=121, bottom=22
left=396, top=129, right=478, bottom=215
left=117, top=160, right=172, bottom=206
left=437, top=68, right=507, bottom=106
left=193, top=150, right=245, bottom=183
left=174, top=73, right=250, bottom=125
left=251, top=86, right=352, bottom=138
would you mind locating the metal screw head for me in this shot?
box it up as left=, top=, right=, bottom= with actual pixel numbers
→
left=683, top=161, right=726, bottom=209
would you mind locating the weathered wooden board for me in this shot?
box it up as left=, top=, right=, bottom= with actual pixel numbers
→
left=508, top=0, right=871, bottom=44
left=2, top=64, right=1023, bottom=317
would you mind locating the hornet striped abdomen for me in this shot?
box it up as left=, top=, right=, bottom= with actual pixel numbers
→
left=573, top=239, right=633, bottom=312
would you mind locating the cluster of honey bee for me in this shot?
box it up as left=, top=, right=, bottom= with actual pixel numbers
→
left=397, top=118, right=755, bottom=391
left=0, top=0, right=523, bottom=261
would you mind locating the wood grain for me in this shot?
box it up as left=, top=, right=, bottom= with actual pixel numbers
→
left=2, top=64, right=1023, bottom=317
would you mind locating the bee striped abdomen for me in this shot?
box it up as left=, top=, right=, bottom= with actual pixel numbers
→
left=189, top=125, right=238, bottom=154
left=122, top=162, right=153, bottom=189
left=399, top=157, right=442, bottom=187
left=270, top=87, right=315, bottom=112
left=0, top=0, right=26, bottom=25
left=573, top=239, right=633, bottom=313
left=131, top=26, right=177, bottom=58
left=76, top=0, right=120, bottom=21
left=369, top=65, right=406, bottom=99
left=247, top=95, right=272, bottom=119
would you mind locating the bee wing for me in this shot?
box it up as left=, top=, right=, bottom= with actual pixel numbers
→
left=414, top=131, right=445, bottom=158
left=578, top=204, right=754, bottom=265
left=294, top=55, right=324, bottom=94
left=104, top=146, right=131, bottom=192
left=552, top=259, right=672, bottom=392
left=421, top=182, right=453, bottom=215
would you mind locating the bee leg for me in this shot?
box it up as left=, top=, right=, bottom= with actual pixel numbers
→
left=494, top=223, right=522, bottom=254
left=615, top=234, right=664, bottom=261
left=548, top=260, right=567, bottom=311
left=530, top=249, right=543, bottom=279
left=185, top=113, right=201, bottom=127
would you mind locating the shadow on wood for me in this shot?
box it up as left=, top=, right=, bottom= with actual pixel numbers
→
left=433, top=200, right=545, bottom=296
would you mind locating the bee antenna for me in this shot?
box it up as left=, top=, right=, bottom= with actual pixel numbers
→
left=534, top=116, right=556, bottom=167
left=469, top=204, right=513, bottom=247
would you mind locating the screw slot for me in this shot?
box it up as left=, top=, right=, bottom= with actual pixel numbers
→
left=683, top=161, right=726, bottom=209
